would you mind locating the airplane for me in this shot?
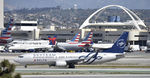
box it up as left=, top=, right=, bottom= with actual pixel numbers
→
left=8, top=36, right=57, bottom=52
left=0, top=19, right=13, bottom=45
left=14, top=32, right=128, bottom=68
left=56, top=31, right=92, bottom=51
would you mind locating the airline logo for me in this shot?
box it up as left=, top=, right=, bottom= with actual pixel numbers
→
left=0, top=19, right=13, bottom=43
left=74, top=33, right=80, bottom=42
left=117, top=39, right=126, bottom=48
left=48, top=36, right=57, bottom=45
left=79, top=52, right=102, bottom=64
left=78, top=31, right=93, bottom=47
left=69, top=33, right=80, bottom=44
left=1, top=19, right=13, bottom=38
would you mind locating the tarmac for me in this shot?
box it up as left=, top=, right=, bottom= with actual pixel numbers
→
left=0, top=52, right=150, bottom=78
left=22, top=74, right=150, bottom=78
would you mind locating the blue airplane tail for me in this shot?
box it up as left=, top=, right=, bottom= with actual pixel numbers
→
left=102, top=32, right=128, bottom=53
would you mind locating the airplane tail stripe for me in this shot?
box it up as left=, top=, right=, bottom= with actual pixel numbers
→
left=70, top=33, right=80, bottom=42
left=0, top=19, right=13, bottom=42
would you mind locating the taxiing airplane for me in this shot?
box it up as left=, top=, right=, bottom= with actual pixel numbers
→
left=0, top=19, right=13, bottom=45
left=56, top=31, right=92, bottom=51
left=14, top=32, right=128, bottom=68
left=8, top=36, right=56, bottom=52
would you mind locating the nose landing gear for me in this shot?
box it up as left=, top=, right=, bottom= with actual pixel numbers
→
left=24, top=65, right=27, bottom=68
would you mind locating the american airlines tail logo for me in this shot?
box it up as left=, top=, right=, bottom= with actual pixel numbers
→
left=75, top=33, right=80, bottom=42
left=79, top=52, right=102, bottom=64
left=117, top=39, right=126, bottom=48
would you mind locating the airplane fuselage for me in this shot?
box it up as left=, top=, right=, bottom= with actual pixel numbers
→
left=57, top=42, right=91, bottom=51
left=14, top=52, right=124, bottom=66
left=9, top=40, right=53, bottom=51
left=57, top=43, right=82, bottom=51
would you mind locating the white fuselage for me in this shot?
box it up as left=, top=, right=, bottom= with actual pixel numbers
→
left=57, top=42, right=83, bottom=51
left=8, top=40, right=53, bottom=50
left=14, top=52, right=124, bottom=66
left=92, top=43, right=113, bottom=49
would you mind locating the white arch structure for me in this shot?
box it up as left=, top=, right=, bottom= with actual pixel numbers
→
left=79, top=5, right=146, bottom=31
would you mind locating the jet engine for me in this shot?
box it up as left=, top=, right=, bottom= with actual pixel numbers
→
left=55, top=61, right=67, bottom=66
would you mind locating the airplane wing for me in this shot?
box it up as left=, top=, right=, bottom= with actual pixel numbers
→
left=66, top=59, right=84, bottom=64
left=57, top=46, right=66, bottom=51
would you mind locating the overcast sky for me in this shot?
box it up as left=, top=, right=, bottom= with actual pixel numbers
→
left=4, top=0, right=150, bottom=10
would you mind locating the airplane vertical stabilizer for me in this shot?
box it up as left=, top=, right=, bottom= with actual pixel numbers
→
left=79, top=31, right=93, bottom=47
left=102, top=32, right=128, bottom=53
left=48, top=35, right=57, bottom=45
left=70, top=33, right=80, bottom=42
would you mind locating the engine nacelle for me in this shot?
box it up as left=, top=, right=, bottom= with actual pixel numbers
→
left=56, top=61, right=67, bottom=66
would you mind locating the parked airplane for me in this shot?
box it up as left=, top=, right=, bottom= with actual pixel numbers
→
left=0, top=19, right=13, bottom=45
left=56, top=31, right=92, bottom=51
left=92, top=42, right=113, bottom=49
left=14, top=32, right=128, bottom=68
left=8, top=36, right=56, bottom=52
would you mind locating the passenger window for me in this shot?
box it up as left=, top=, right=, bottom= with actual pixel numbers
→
left=18, top=56, right=23, bottom=58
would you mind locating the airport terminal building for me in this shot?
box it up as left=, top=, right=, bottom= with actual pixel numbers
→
left=2, top=4, right=150, bottom=51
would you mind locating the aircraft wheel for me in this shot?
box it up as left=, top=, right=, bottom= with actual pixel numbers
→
left=68, top=63, right=75, bottom=68
left=25, top=65, right=27, bottom=68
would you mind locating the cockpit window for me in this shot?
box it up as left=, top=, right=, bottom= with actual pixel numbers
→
left=18, top=56, right=24, bottom=58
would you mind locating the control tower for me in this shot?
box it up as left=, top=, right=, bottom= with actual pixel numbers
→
left=0, top=0, right=4, bottom=28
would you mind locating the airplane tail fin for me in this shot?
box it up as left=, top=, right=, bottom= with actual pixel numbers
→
left=70, top=33, right=80, bottom=42
left=48, top=35, right=57, bottom=45
left=79, top=31, right=93, bottom=47
left=102, top=32, right=129, bottom=53
left=1, top=19, right=13, bottom=38
left=81, top=31, right=93, bottom=44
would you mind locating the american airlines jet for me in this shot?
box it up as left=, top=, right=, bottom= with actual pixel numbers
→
left=0, top=19, right=13, bottom=45
left=56, top=31, right=93, bottom=51
left=14, top=32, right=128, bottom=68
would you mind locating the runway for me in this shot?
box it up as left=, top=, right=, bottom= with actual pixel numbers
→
left=0, top=52, right=149, bottom=78
left=1, top=52, right=150, bottom=66
left=15, top=67, right=150, bottom=75
left=22, top=74, right=150, bottom=78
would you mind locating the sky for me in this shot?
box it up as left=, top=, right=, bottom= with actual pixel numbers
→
left=4, top=0, right=150, bottom=10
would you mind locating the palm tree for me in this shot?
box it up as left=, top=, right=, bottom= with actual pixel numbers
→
left=0, top=59, right=21, bottom=78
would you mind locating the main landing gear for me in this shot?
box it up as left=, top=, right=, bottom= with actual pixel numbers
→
left=68, top=63, right=75, bottom=68
left=24, top=65, right=27, bottom=68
